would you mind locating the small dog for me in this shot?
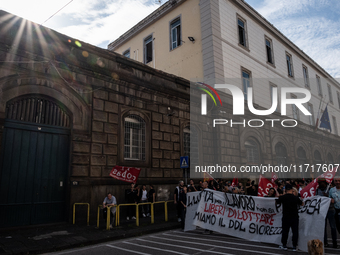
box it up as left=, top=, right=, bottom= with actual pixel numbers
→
left=308, top=239, right=323, bottom=255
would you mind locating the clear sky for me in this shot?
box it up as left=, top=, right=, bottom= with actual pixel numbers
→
left=1, top=0, right=339, bottom=77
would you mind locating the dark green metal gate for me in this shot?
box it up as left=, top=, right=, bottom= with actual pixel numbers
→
left=0, top=95, right=71, bottom=227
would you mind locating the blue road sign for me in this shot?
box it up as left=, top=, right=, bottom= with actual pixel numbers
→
left=180, top=156, right=189, bottom=168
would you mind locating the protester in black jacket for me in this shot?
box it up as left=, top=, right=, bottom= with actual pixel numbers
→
left=125, top=183, right=138, bottom=220
left=179, top=186, right=187, bottom=230
left=276, top=184, right=304, bottom=251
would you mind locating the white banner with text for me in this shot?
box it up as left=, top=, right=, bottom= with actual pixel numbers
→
left=185, top=190, right=330, bottom=252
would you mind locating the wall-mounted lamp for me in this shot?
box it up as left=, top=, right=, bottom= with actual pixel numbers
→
left=188, top=37, right=195, bottom=43
left=167, top=107, right=175, bottom=117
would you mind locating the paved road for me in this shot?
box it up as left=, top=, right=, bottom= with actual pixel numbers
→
left=50, top=229, right=340, bottom=255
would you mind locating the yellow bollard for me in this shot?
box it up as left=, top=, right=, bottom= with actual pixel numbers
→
left=97, top=205, right=101, bottom=228
left=87, top=204, right=90, bottom=226
left=165, top=201, right=168, bottom=222
left=117, top=205, right=120, bottom=226
left=73, top=203, right=90, bottom=225
left=151, top=203, right=154, bottom=224
left=136, top=204, right=139, bottom=226
left=106, top=206, right=111, bottom=230
left=72, top=204, right=76, bottom=224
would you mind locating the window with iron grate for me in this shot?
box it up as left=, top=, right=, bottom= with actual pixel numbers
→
left=124, top=115, right=145, bottom=160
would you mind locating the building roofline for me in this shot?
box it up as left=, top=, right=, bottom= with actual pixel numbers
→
left=108, top=0, right=339, bottom=86
left=107, top=0, right=187, bottom=51
left=0, top=10, right=190, bottom=97
left=233, top=0, right=339, bottom=86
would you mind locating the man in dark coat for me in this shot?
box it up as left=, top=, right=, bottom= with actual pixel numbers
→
left=276, top=184, right=304, bottom=251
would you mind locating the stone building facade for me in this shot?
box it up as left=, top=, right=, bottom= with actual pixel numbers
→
left=0, top=10, right=190, bottom=227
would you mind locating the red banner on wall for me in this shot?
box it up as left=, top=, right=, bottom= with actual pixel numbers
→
left=110, top=166, right=141, bottom=183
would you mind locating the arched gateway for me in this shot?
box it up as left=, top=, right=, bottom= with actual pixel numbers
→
left=0, top=95, right=72, bottom=227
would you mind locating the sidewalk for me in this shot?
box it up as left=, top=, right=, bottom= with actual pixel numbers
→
left=0, top=210, right=180, bottom=254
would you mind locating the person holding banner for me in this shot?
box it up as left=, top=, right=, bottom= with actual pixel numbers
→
left=316, top=178, right=338, bottom=248
left=329, top=176, right=340, bottom=237
left=188, top=179, right=197, bottom=192
left=276, top=184, right=304, bottom=251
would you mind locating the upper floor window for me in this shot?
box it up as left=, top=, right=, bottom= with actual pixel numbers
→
left=327, top=84, right=333, bottom=104
left=286, top=52, right=294, bottom=77
left=144, top=35, right=153, bottom=64
left=303, top=65, right=309, bottom=88
left=123, top=49, right=130, bottom=58
left=124, top=115, right=145, bottom=160
left=316, top=75, right=322, bottom=96
left=237, top=17, right=247, bottom=48
left=291, top=94, right=299, bottom=120
left=265, top=37, right=274, bottom=64
left=270, top=84, right=279, bottom=112
left=307, top=103, right=314, bottom=126
left=332, top=116, right=338, bottom=135
left=170, top=18, right=181, bottom=50
left=337, top=91, right=340, bottom=109
left=242, top=69, right=251, bottom=101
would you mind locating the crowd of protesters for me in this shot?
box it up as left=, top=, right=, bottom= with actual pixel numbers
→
left=102, top=176, right=340, bottom=250
left=102, top=183, right=156, bottom=227
left=175, top=176, right=340, bottom=250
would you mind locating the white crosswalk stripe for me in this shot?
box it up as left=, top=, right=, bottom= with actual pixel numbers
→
left=50, top=229, right=339, bottom=255
left=135, top=238, right=235, bottom=255
left=106, top=244, right=152, bottom=255
left=122, top=241, right=189, bottom=255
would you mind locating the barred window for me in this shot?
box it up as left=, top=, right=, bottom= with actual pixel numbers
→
left=124, top=115, right=145, bottom=160
left=275, top=142, right=288, bottom=166
left=245, top=138, right=260, bottom=164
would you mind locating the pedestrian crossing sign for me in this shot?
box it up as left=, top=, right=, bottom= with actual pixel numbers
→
left=180, top=156, right=189, bottom=168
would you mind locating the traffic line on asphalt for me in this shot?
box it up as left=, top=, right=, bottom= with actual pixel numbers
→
left=135, top=238, right=235, bottom=255
left=50, top=244, right=105, bottom=254
left=171, top=231, right=340, bottom=254
left=106, top=244, right=151, bottom=255
left=169, top=231, right=289, bottom=252
left=122, top=241, right=189, bottom=255
left=150, top=235, right=279, bottom=255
